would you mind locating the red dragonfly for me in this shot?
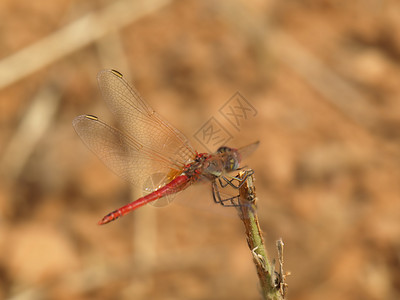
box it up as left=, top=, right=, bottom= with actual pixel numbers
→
left=73, top=69, right=259, bottom=225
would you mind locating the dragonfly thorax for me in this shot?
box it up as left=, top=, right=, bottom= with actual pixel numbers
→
left=183, top=153, right=210, bottom=180
left=201, top=146, right=241, bottom=179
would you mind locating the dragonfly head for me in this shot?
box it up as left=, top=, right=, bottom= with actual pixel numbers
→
left=216, top=141, right=259, bottom=173
left=216, top=146, right=241, bottom=172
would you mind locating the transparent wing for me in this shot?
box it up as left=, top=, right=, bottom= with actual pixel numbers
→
left=97, top=69, right=196, bottom=166
left=237, top=141, right=260, bottom=162
left=72, top=115, right=187, bottom=193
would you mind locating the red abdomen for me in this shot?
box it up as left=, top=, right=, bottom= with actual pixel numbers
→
left=98, top=174, right=190, bottom=225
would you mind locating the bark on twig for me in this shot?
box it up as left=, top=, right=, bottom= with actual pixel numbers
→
left=236, top=169, right=286, bottom=300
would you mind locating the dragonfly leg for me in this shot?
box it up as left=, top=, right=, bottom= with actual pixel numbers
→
left=218, top=169, right=255, bottom=189
left=212, top=180, right=240, bottom=206
left=212, top=170, right=255, bottom=207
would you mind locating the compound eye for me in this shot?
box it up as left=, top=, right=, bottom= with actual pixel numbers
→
left=217, top=146, right=230, bottom=154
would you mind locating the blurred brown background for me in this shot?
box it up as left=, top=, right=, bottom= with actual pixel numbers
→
left=1, top=0, right=400, bottom=299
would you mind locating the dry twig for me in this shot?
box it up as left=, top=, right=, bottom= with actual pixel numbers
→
left=236, top=169, right=286, bottom=300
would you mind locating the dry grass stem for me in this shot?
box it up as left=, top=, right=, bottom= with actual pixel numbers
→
left=0, top=0, right=171, bottom=89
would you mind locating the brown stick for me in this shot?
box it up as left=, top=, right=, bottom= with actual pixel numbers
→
left=236, top=169, right=286, bottom=300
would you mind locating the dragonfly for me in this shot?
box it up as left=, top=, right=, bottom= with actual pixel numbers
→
left=73, top=69, right=259, bottom=225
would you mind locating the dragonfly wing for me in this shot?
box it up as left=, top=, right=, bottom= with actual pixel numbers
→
left=97, top=69, right=196, bottom=167
left=237, top=141, right=260, bottom=162
left=73, top=115, right=184, bottom=192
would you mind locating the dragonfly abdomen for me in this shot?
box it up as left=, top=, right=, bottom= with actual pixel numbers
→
left=98, top=174, right=190, bottom=225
